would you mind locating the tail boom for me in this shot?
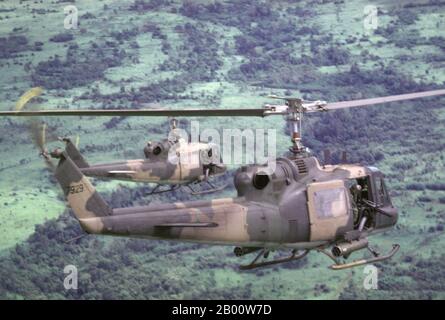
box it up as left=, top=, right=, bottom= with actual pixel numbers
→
left=52, top=150, right=293, bottom=247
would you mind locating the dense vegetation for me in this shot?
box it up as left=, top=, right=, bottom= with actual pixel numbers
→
left=32, top=41, right=129, bottom=90
left=0, top=187, right=246, bottom=299
left=0, top=35, right=30, bottom=59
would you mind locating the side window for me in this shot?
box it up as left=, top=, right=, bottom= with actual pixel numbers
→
left=356, top=176, right=371, bottom=201
left=376, top=177, right=390, bottom=205
left=313, top=187, right=349, bottom=219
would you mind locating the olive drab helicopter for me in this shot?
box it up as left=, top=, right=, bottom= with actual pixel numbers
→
left=12, top=88, right=227, bottom=195
left=1, top=88, right=445, bottom=270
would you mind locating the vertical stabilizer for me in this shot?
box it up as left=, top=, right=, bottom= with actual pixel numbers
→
left=53, top=150, right=111, bottom=219
left=64, top=138, right=89, bottom=168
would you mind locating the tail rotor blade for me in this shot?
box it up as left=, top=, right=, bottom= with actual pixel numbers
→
left=41, top=122, right=46, bottom=147
left=29, top=120, right=46, bottom=151
left=14, top=87, right=43, bottom=112
left=30, top=120, right=55, bottom=170
left=15, top=88, right=56, bottom=171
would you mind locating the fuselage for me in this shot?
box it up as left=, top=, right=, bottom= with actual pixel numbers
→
left=81, top=159, right=201, bottom=184
left=76, top=155, right=398, bottom=249
left=79, top=140, right=226, bottom=184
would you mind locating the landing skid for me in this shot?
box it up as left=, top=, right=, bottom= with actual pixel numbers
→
left=146, top=184, right=181, bottom=195
left=146, top=181, right=227, bottom=196
left=318, top=244, right=400, bottom=270
left=239, top=249, right=309, bottom=270
left=64, top=234, right=87, bottom=244
left=186, top=180, right=228, bottom=195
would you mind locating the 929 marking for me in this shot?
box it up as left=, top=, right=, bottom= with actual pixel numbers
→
left=66, top=184, right=84, bottom=194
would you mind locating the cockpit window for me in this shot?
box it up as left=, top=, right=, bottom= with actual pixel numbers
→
left=313, top=187, right=349, bottom=219
left=376, top=177, right=390, bottom=205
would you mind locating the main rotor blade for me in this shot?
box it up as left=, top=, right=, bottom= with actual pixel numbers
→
left=1, top=89, right=444, bottom=118
left=324, top=89, right=445, bottom=111
left=0, top=108, right=267, bottom=117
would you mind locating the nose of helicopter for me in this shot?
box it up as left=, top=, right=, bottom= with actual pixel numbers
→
left=390, top=207, right=399, bottom=226
left=376, top=205, right=399, bottom=230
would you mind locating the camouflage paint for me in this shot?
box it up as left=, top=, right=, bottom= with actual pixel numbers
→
left=53, top=148, right=397, bottom=249
left=64, top=139, right=225, bottom=184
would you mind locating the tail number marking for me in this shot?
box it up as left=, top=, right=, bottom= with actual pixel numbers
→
left=67, top=184, right=84, bottom=194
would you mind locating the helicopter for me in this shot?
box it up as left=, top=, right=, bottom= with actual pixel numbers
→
left=61, top=119, right=227, bottom=195
left=12, top=88, right=227, bottom=195
left=1, top=88, right=444, bottom=270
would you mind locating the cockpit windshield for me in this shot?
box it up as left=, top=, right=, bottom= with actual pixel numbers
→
left=375, top=177, right=391, bottom=206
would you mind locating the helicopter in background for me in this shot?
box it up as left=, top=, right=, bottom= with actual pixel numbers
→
left=2, top=88, right=445, bottom=270
left=13, top=88, right=227, bottom=195
left=62, top=118, right=227, bottom=195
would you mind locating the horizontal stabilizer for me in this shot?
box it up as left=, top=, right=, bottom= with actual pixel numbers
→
left=108, top=170, right=137, bottom=174
left=155, top=222, right=219, bottom=228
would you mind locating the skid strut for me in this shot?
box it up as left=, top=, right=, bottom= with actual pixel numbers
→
left=146, top=184, right=181, bottom=195
left=239, top=249, right=309, bottom=270
left=318, top=244, right=400, bottom=270
left=187, top=181, right=228, bottom=195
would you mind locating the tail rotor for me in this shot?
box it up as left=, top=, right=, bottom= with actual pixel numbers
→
left=31, top=121, right=56, bottom=170
left=15, top=87, right=56, bottom=171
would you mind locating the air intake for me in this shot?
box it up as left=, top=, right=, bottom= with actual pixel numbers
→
left=294, top=159, right=308, bottom=174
